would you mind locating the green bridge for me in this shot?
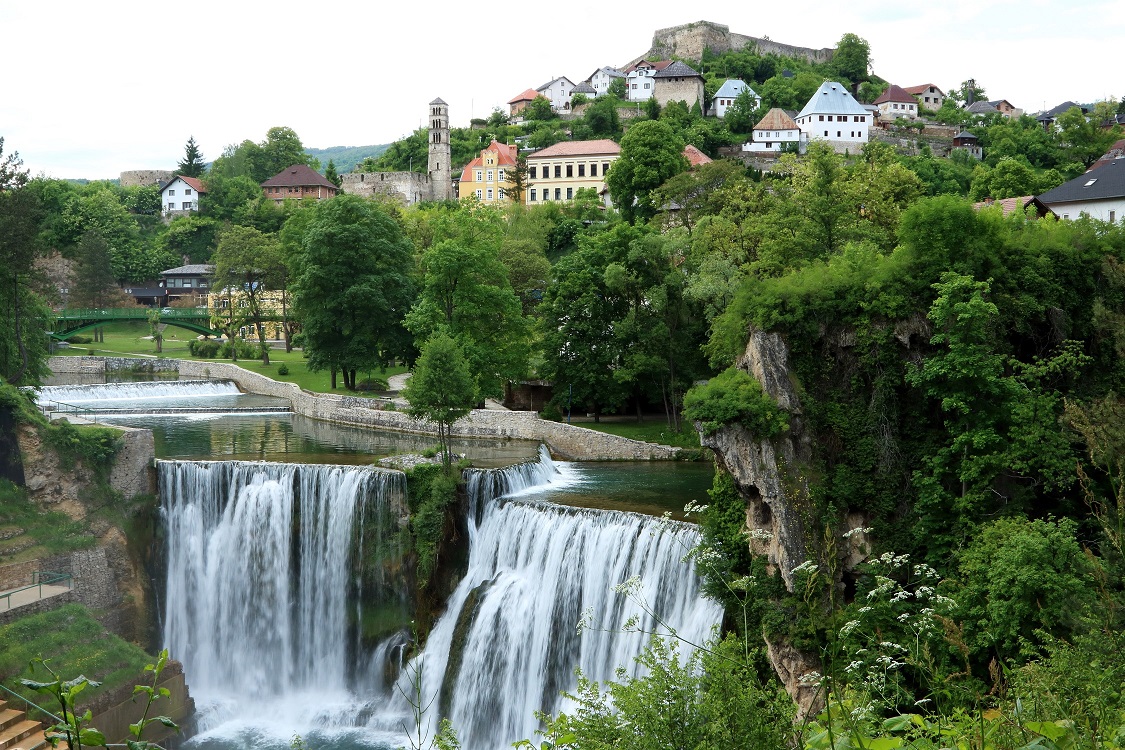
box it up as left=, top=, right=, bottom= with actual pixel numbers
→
left=51, top=308, right=225, bottom=339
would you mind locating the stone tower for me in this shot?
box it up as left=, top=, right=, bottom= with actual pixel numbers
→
left=427, top=97, right=452, bottom=201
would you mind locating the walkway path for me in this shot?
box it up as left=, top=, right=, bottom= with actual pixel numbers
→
left=0, top=584, right=71, bottom=613
left=385, top=371, right=510, bottom=411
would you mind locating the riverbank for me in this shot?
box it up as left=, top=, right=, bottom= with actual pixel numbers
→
left=48, top=357, right=698, bottom=461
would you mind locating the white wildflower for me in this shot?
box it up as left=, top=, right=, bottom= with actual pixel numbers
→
left=839, top=619, right=862, bottom=638
left=748, top=528, right=774, bottom=541
left=842, top=526, right=872, bottom=539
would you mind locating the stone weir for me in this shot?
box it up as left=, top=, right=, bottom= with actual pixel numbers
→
left=48, top=357, right=687, bottom=461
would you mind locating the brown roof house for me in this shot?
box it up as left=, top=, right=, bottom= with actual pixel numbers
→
left=874, top=84, right=920, bottom=121
left=261, top=164, right=338, bottom=205
left=903, top=84, right=945, bottom=112
left=508, top=88, right=542, bottom=118
left=744, top=108, right=803, bottom=153
left=525, top=139, right=620, bottom=207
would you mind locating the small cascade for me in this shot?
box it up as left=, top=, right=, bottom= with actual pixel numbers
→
left=160, top=460, right=406, bottom=719
left=388, top=447, right=724, bottom=750
left=37, top=379, right=241, bottom=404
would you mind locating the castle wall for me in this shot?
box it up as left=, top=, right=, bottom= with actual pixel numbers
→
left=340, top=171, right=429, bottom=206
left=636, top=20, right=834, bottom=67
left=655, top=78, right=705, bottom=109
left=120, top=170, right=174, bottom=188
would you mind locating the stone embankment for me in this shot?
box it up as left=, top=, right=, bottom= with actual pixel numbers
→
left=48, top=357, right=687, bottom=461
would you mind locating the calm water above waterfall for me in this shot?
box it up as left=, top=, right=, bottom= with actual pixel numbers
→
left=162, top=451, right=722, bottom=750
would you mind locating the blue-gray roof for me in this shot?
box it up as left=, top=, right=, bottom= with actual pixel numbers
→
left=796, top=81, right=868, bottom=119
left=715, top=79, right=755, bottom=99
left=1038, top=158, right=1125, bottom=205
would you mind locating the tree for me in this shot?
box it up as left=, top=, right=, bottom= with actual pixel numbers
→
left=0, top=137, right=30, bottom=191
left=69, top=231, right=122, bottom=341
left=177, top=136, right=206, bottom=178
left=605, top=120, right=688, bottom=223
left=405, top=203, right=530, bottom=398
left=522, top=96, right=556, bottom=122
left=506, top=154, right=530, bottom=204
left=287, top=194, right=416, bottom=390
left=1056, top=106, right=1121, bottom=167
left=252, top=126, right=315, bottom=181
left=583, top=95, right=622, bottom=138
left=147, top=308, right=164, bottom=354
left=723, top=88, right=760, bottom=134
left=831, top=33, right=871, bottom=84
left=607, top=77, right=628, bottom=100
left=950, top=79, right=987, bottom=105
left=212, top=225, right=281, bottom=364
left=324, top=159, right=342, bottom=188
left=402, top=331, right=477, bottom=471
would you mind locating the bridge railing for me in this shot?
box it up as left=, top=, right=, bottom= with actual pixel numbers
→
left=55, top=307, right=212, bottom=320
left=37, top=398, right=99, bottom=423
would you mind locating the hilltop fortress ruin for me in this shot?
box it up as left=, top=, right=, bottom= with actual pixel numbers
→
left=628, top=20, right=835, bottom=67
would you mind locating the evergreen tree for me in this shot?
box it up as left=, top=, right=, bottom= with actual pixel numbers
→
left=324, top=160, right=342, bottom=188
left=177, top=136, right=206, bottom=178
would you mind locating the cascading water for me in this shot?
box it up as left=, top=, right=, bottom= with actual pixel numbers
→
left=383, top=447, right=724, bottom=750
left=160, top=460, right=407, bottom=741
left=38, top=379, right=242, bottom=404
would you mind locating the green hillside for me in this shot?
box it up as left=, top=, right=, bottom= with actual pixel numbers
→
left=305, top=144, right=390, bottom=174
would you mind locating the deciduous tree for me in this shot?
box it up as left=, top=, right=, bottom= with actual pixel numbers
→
left=212, top=225, right=281, bottom=364
left=402, top=331, right=477, bottom=471
left=605, top=120, right=688, bottom=224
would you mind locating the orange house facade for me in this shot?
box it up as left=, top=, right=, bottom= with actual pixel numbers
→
left=458, top=140, right=518, bottom=203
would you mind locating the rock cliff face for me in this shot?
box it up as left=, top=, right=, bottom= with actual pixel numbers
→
left=698, top=327, right=825, bottom=716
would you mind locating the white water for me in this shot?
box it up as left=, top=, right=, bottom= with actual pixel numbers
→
left=383, top=447, right=724, bottom=750
left=38, top=379, right=241, bottom=404
left=161, top=449, right=722, bottom=750
left=160, top=460, right=406, bottom=741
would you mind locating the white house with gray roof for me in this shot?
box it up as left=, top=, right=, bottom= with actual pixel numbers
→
left=588, top=66, right=625, bottom=97
left=537, top=76, right=576, bottom=111
left=712, top=79, right=757, bottom=118
left=795, top=81, right=870, bottom=148
left=1037, top=158, right=1125, bottom=223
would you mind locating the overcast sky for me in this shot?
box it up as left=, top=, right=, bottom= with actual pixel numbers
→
left=3, top=0, right=1122, bottom=180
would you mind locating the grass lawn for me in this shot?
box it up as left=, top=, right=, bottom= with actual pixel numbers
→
left=569, top=419, right=702, bottom=448
left=54, top=321, right=407, bottom=396
left=0, top=604, right=154, bottom=712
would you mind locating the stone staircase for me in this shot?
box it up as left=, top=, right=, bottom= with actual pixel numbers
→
left=0, top=700, right=45, bottom=750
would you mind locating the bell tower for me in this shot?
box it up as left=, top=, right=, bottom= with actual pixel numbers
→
left=427, top=97, right=452, bottom=201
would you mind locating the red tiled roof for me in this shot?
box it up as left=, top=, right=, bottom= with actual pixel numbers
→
left=903, top=83, right=942, bottom=96
left=527, top=139, right=621, bottom=159
left=874, top=84, right=916, bottom=104
left=458, top=141, right=518, bottom=181
left=754, top=108, right=798, bottom=131
left=508, top=88, right=540, bottom=105
left=260, top=164, right=337, bottom=189
left=683, top=144, right=712, bottom=167
left=972, top=196, right=1053, bottom=218
left=176, top=175, right=207, bottom=193
left=623, top=60, right=673, bottom=74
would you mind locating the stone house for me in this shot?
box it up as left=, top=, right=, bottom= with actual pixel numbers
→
left=744, top=108, right=803, bottom=153
left=874, top=84, right=919, bottom=121
left=458, top=140, right=518, bottom=203
left=160, top=176, right=206, bottom=215
left=712, top=79, right=757, bottom=118
left=508, top=88, right=541, bottom=118
left=536, top=76, right=576, bottom=112
left=966, top=99, right=1022, bottom=118
left=795, top=81, right=871, bottom=149
left=588, top=66, right=625, bottom=97
left=624, top=60, right=671, bottom=101
left=653, top=60, right=705, bottom=110
left=261, top=164, right=338, bottom=205
left=904, top=84, right=945, bottom=112
left=525, top=139, right=620, bottom=206
left=1037, top=157, right=1125, bottom=223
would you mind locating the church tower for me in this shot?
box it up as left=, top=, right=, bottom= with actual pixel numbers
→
left=427, top=98, right=452, bottom=201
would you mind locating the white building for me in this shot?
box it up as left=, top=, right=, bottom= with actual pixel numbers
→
left=160, top=175, right=206, bottom=215
left=624, top=60, right=670, bottom=101
left=795, top=81, right=870, bottom=148
left=904, top=84, right=945, bottom=112
left=874, top=84, right=919, bottom=121
left=536, top=76, right=576, bottom=112
left=1037, top=158, right=1125, bottom=223
left=588, top=66, right=625, bottom=97
left=712, top=79, right=757, bottom=118
left=743, top=108, right=803, bottom=153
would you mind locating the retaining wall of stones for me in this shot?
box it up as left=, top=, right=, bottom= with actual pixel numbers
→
left=48, top=357, right=683, bottom=460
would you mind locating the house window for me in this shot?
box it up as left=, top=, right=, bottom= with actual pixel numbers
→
left=487, top=170, right=494, bottom=182
left=644, top=83, right=650, bottom=89
left=168, top=189, right=175, bottom=196
left=498, top=169, right=505, bottom=181
left=498, top=187, right=505, bottom=199
left=487, top=188, right=493, bottom=200
left=824, top=131, right=829, bottom=136
left=476, top=171, right=482, bottom=182
left=1111, top=210, right=1116, bottom=222
left=837, top=131, right=841, bottom=137
left=185, top=188, right=192, bottom=195
left=554, top=165, right=561, bottom=178
left=554, top=188, right=561, bottom=200
left=529, top=167, right=537, bottom=179
left=590, top=163, right=598, bottom=177
left=578, top=164, right=585, bottom=177
left=819, top=115, right=824, bottom=121
left=167, top=203, right=175, bottom=211
left=475, top=189, right=482, bottom=199
left=530, top=189, right=537, bottom=201
left=566, top=164, right=573, bottom=177
left=182, top=201, right=193, bottom=210
left=566, top=187, right=573, bottom=200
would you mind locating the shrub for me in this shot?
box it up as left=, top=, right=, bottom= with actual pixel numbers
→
left=276, top=364, right=289, bottom=376
left=66, top=335, right=92, bottom=344
left=356, top=376, right=389, bottom=392
left=188, top=339, right=221, bottom=358
left=683, top=367, right=789, bottom=437
left=539, top=402, right=563, bottom=422
left=218, top=339, right=260, bottom=360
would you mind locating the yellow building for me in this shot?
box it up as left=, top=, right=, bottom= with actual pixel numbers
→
left=457, top=140, right=518, bottom=203
left=525, top=139, right=620, bottom=206
left=207, top=288, right=291, bottom=341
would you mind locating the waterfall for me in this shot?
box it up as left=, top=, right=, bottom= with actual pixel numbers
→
left=390, top=447, right=724, bottom=750
left=160, top=460, right=406, bottom=715
left=38, top=379, right=241, bottom=404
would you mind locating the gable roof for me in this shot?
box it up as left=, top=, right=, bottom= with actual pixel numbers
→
left=966, top=100, right=999, bottom=114
left=163, top=175, right=206, bottom=194
left=683, top=144, right=712, bottom=167
left=754, top=108, right=799, bottom=131
left=797, top=81, right=868, bottom=118
left=874, top=84, right=916, bottom=105
left=1037, top=101, right=1084, bottom=120
left=527, top=139, right=621, bottom=159
left=590, top=66, right=625, bottom=79
left=572, top=81, right=596, bottom=95
left=1038, top=158, right=1125, bottom=204
left=654, top=60, right=701, bottom=79
left=715, top=79, right=753, bottom=99
left=458, top=141, right=518, bottom=182
left=1088, top=139, right=1125, bottom=171
left=513, top=89, right=542, bottom=105
left=624, top=60, right=673, bottom=74
left=972, top=196, right=1052, bottom=218
left=537, top=76, right=575, bottom=92
left=161, top=264, right=214, bottom=276
left=260, top=164, right=337, bottom=189
left=903, top=84, right=944, bottom=96
left=430, top=97, right=448, bottom=106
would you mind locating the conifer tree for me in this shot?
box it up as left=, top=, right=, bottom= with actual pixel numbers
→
left=177, top=136, right=206, bottom=177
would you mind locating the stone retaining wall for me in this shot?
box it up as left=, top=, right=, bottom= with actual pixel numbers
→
left=0, top=589, right=79, bottom=627
left=48, top=357, right=683, bottom=461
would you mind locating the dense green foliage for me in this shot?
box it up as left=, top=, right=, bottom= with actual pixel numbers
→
left=404, top=463, right=459, bottom=588
left=682, top=366, right=788, bottom=436
left=402, top=332, right=477, bottom=470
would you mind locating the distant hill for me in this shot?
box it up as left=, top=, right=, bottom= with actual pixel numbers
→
left=305, top=144, right=390, bottom=174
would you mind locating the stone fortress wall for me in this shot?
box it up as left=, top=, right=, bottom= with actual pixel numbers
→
left=633, top=20, right=834, bottom=67
left=340, top=171, right=430, bottom=205
left=119, top=170, right=174, bottom=188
